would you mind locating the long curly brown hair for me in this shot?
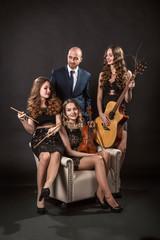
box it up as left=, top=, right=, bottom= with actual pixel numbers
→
left=27, top=76, right=62, bottom=119
left=62, top=99, right=84, bottom=129
left=100, top=46, right=128, bottom=90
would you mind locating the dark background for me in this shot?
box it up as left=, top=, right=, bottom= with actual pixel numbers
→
left=0, top=0, right=159, bottom=186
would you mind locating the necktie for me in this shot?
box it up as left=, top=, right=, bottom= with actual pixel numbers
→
left=70, top=70, right=75, bottom=93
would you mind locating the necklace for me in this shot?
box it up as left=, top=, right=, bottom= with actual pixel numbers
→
left=68, top=122, right=78, bottom=131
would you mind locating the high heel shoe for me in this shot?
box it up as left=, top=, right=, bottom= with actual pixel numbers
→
left=37, top=207, right=45, bottom=214
left=39, top=188, right=50, bottom=201
left=103, top=197, right=123, bottom=213
left=95, top=192, right=106, bottom=209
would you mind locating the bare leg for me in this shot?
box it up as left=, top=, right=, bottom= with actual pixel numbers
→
left=118, top=130, right=127, bottom=169
left=37, top=151, right=61, bottom=207
left=96, top=149, right=111, bottom=202
left=43, top=152, right=61, bottom=189
left=78, top=155, right=119, bottom=207
left=37, top=152, right=50, bottom=208
left=96, top=185, right=104, bottom=203
left=117, top=130, right=127, bottom=189
left=98, top=149, right=110, bottom=175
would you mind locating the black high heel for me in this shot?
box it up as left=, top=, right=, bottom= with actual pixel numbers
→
left=37, top=207, right=45, bottom=214
left=39, top=188, right=50, bottom=201
left=103, top=197, right=123, bottom=213
left=95, top=192, right=107, bottom=209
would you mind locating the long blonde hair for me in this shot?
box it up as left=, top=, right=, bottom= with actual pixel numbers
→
left=62, top=99, right=84, bottom=129
left=100, top=46, right=128, bottom=90
left=27, top=76, right=62, bottom=118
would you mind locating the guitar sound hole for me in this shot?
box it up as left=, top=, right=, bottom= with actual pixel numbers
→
left=109, top=111, right=115, bottom=120
left=102, top=123, right=110, bottom=131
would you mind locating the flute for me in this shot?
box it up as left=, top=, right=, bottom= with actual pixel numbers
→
left=10, top=106, right=39, bottom=124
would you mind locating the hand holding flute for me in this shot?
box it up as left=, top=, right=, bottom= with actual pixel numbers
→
left=10, top=107, right=35, bottom=134
left=33, top=123, right=61, bottom=149
left=10, top=107, right=39, bottom=123
left=17, top=111, right=27, bottom=122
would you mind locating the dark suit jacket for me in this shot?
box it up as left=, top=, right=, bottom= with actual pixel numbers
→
left=50, top=66, right=91, bottom=118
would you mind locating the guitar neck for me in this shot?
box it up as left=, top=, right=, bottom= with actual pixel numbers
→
left=108, top=61, right=146, bottom=119
left=112, top=74, right=135, bottom=113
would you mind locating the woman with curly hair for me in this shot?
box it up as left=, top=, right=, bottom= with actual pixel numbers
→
left=97, top=46, right=135, bottom=176
left=18, top=76, right=65, bottom=214
left=60, top=99, right=123, bottom=212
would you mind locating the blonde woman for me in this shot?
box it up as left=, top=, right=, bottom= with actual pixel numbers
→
left=60, top=99, right=123, bottom=212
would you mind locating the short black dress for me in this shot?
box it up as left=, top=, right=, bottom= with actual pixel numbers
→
left=31, top=109, right=65, bottom=158
left=65, top=126, right=83, bottom=170
left=103, top=80, right=128, bottom=131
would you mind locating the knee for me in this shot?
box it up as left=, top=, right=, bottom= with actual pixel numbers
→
left=119, top=146, right=126, bottom=154
left=39, top=152, right=50, bottom=166
left=96, top=155, right=105, bottom=166
left=104, top=150, right=110, bottom=160
left=51, top=152, right=61, bottom=164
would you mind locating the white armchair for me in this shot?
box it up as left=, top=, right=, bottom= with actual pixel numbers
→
left=30, top=144, right=121, bottom=207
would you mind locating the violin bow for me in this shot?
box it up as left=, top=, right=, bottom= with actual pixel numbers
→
left=10, top=107, right=39, bottom=124
left=33, top=123, right=61, bottom=149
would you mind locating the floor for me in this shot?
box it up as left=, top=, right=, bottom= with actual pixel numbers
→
left=0, top=177, right=160, bottom=240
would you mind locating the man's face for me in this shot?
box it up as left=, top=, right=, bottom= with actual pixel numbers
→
left=67, top=49, right=82, bottom=70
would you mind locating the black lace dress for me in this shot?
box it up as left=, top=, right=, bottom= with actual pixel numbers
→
left=31, top=109, right=65, bottom=158
left=103, top=80, right=127, bottom=130
left=103, top=80, right=125, bottom=109
left=65, top=126, right=83, bottom=170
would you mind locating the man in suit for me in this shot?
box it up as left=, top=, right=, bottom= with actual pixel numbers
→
left=50, top=47, right=91, bottom=120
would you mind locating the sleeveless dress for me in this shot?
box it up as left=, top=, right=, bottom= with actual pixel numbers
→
left=103, top=80, right=127, bottom=131
left=31, top=109, right=65, bottom=158
left=103, top=80, right=125, bottom=109
left=65, top=126, right=83, bottom=170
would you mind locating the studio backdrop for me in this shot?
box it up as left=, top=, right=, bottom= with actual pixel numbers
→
left=0, top=0, right=159, bottom=185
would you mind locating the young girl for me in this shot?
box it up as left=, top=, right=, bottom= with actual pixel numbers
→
left=18, top=77, right=64, bottom=214
left=60, top=99, right=123, bottom=212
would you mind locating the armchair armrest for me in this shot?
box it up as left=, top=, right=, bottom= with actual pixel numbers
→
left=61, top=156, right=74, bottom=167
left=107, top=148, right=121, bottom=170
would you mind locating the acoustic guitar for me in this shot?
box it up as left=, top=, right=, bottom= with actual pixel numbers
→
left=94, top=61, right=147, bottom=148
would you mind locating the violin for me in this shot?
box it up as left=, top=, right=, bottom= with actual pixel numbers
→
left=78, top=107, right=96, bottom=153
